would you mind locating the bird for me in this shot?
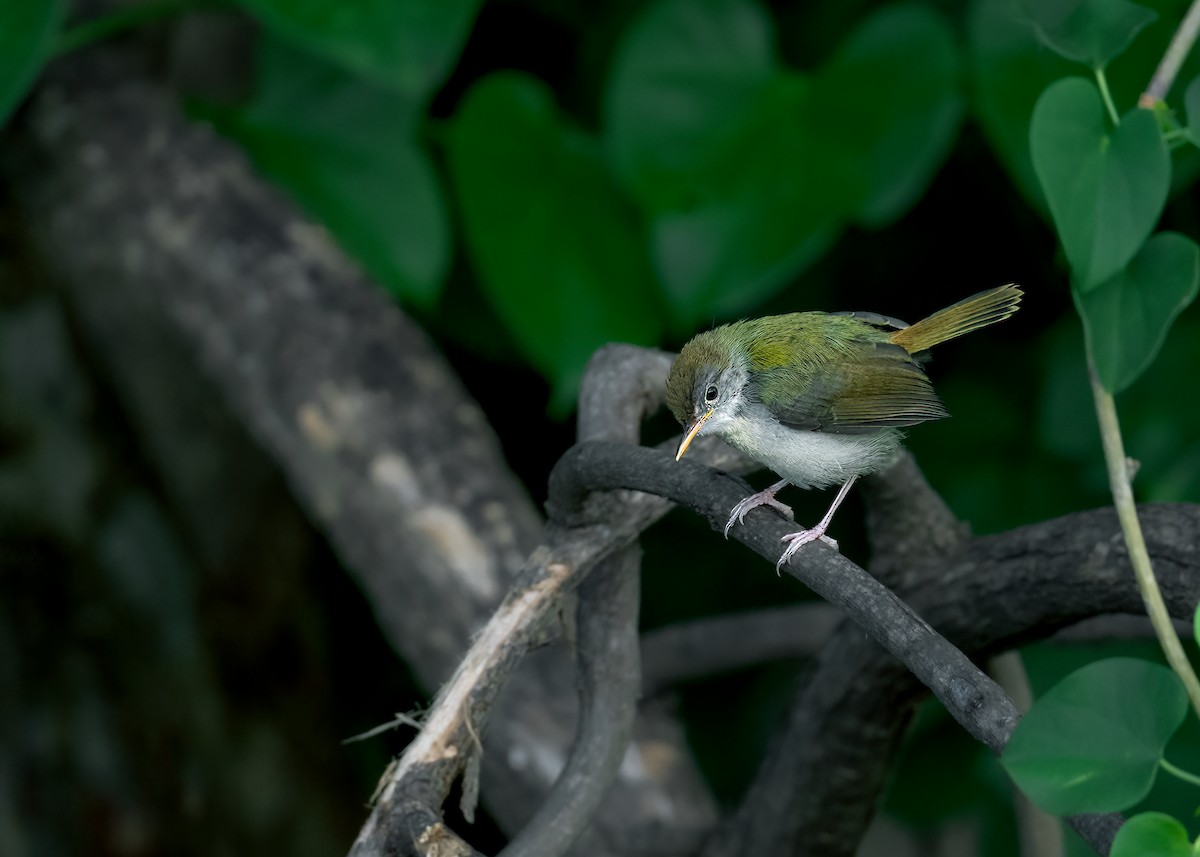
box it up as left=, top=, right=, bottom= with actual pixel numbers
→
left=665, top=284, right=1022, bottom=571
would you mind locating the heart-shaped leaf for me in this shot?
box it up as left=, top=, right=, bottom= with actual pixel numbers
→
left=813, top=2, right=964, bottom=226
left=203, top=36, right=449, bottom=306
left=603, top=0, right=778, bottom=210
left=1001, top=657, right=1188, bottom=814
left=1075, top=231, right=1200, bottom=392
left=231, top=0, right=481, bottom=100
left=1021, top=0, right=1158, bottom=69
left=649, top=73, right=850, bottom=328
left=1109, top=812, right=1194, bottom=857
left=969, top=0, right=1076, bottom=211
left=607, top=0, right=963, bottom=328
left=449, top=72, right=662, bottom=405
left=1030, top=77, right=1169, bottom=291
left=970, top=0, right=1200, bottom=214
left=0, top=0, right=65, bottom=126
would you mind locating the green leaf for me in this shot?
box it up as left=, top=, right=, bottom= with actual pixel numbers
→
left=607, top=0, right=963, bottom=328
left=1020, top=0, right=1158, bottom=69
left=1194, top=599, right=1200, bottom=650
left=603, top=0, right=778, bottom=210
left=1001, top=657, right=1189, bottom=814
left=969, top=0, right=1079, bottom=211
left=231, top=0, right=480, bottom=100
left=969, top=0, right=1200, bottom=215
left=814, top=3, right=964, bottom=226
left=1110, top=812, right=1193, bottom=857
left=448, top=72, right=662, bottom=404
left=1030, top=77, right=1169, bottom=291
left=206, top=36, right=449, bottom=305
left=0, top=0, right=65, bottom=126
left=1075, top=231, right=1200, bottom=392
left=649, top=73, right=848, bottom=328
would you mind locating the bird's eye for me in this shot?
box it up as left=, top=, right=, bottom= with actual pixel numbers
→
left=704, top=385, right=719, bottom=404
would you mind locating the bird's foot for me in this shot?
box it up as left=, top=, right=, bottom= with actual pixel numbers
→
left=723, top=480, right=793, bottom=538
left=775, top=527, right=838, bottom=574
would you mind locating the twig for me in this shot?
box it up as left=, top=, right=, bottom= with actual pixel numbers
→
left=640, top=603, right=841, bottom=698
left=497, top=344, right=664, bottom=857
left=1051, top=613, right=1195, bottom=642
left=1140, top=0, right=1200, bottom=107
left=640, top=607, right=1191, bottom=701
left=498, top=550, right=641, bottom=857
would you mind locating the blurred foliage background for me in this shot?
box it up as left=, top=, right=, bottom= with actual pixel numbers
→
left=3, top=0, right=1200, bottom=854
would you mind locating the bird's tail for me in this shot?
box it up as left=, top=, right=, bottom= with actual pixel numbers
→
left=890, top=284, right=1022, bottom=354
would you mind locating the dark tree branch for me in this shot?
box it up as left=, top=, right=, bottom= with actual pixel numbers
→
left=639, top=604, right=841, bottom=698
left=9, top=45, right=538, bottom=693
left=496, top=345, right=668, bottom=856
left=701, top=503, right=1200, bottom=856
left=639, top=603, right=1182, bottom=701
left=549, top=442, right=1022, bottom=752
left=862, top=450, right=971, bottom=584
left=351, top=348, right=738, bottom=857
left=7, top=46, right=719, bottom=857
left=500, top=549, right=642, bottom=857
left=704, top=448, right=975, bottom=856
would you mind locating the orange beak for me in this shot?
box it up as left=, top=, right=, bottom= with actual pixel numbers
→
left=675, top=409, right=714, bottom=461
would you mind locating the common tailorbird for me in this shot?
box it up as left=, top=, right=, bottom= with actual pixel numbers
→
left=665, top=284, right=1022, bottom=570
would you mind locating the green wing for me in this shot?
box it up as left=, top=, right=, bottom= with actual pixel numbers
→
left=748, top=316, right=948, bottom=432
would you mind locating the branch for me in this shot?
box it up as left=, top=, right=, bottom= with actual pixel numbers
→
left=640, top=604, right=840, bottom=698
left=550, top=443, right=1200, bottom=855
left=861, top=450, right=971, bottom=584
left=1140, top=0, right=1200, bottom=107
left=701, top=498, right=1200, bottom=857
left=495, top=345, right=670, bottom=856
left=639, top=605, right=1188, bottom=700
left=350, top=347, right=740, bottom=857
left=549, top=443, right=1023, bottom=752
left=8, top=47, right=721, bottom=857
left=499, top=549, right=642, bottom=857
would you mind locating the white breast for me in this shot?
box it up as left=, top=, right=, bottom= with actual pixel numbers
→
left=720, top=412, right=901, bottom=490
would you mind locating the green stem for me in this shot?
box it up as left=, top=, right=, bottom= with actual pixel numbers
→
left=1141, top=0, right=1200, bottom=107
left=1090, top=367, right=1200, bottom=719
left=53, top=0, right=218, bottom=57
left=1095, top=67, right=1121, bottom=126
left=1160, top=757, right=1200, bottom=787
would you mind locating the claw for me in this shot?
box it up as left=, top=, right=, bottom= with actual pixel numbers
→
left=723, top=479, right=792, bottom=538
left=775, top=528, right=839, bottom=573
left=772, top=475, right=858, bottom=575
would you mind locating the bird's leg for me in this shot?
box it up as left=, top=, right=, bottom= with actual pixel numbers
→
left=776, top=475, right=858, bottom=573
left=724, top=478, right=793, bottom=538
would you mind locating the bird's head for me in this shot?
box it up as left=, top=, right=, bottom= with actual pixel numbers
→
left=665, top=328, right=752, bottom=460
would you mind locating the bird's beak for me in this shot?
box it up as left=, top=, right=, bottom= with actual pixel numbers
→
left=675, top=409, right=714, bottom=461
